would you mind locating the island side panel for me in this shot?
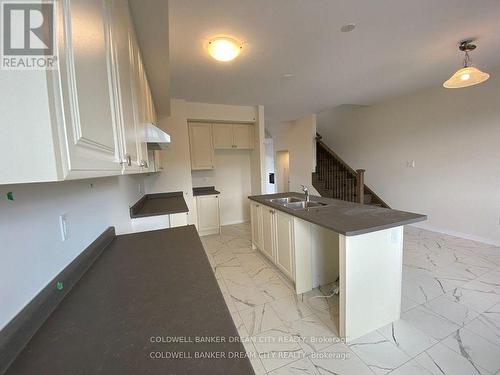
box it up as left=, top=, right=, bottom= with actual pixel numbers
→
left=311, top=223, right=339, bottom=289
left=339, top=226, right=404, bottom=341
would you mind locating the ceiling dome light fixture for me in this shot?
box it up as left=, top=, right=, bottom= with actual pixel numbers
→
left=443, top=40, right=490, bottom=89
left=340, top=23, right=356, bottom=33
left=208, top=37, right=242, bottom=62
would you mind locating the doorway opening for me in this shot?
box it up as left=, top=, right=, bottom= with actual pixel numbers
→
left=276, top=150, right=290, bottom=193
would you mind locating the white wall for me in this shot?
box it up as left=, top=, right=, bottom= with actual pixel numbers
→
left=192, top=150, right=252, bottom=225
left=144, top=99, right=196, bottom=224
left=0, top=175, right=145, bottom=330
left=317, top=65, right=500, bottom=245
left=186, top=101, right=257, bottom=123
left=264, top=138, right=276, bottom=194
left=272, top=114, right=319, bottom=195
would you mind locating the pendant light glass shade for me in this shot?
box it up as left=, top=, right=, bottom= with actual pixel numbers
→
left=443, top=66, right=490, bottom=88
left=443, top=40, right=490, bottom=89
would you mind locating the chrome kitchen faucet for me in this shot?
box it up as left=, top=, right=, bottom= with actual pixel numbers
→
left=301, top=185, right=309, bottom=202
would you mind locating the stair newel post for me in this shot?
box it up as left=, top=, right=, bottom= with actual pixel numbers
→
left=356, top=169, right=365, bottom=204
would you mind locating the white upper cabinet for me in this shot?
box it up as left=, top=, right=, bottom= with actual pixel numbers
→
left=212, top=124, right=234, bottom=149
left=129, top=30, right=150, bottom=172
left=188, top=122, right=215, bottom=170
left=58, top=0, right=122, bottom=174
left=0, top=0, right=160, bottom=184
left=212, top=123, right=254, bottom=150
left=109, top=0, right=140, bottom=172
left=232, top=124, right=254, bottom=149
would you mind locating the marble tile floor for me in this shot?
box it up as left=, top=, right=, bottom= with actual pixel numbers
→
left=200, top=223, right=500, bottom=375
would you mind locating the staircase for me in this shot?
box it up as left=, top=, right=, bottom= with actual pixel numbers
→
left=313, top=134, right=389, bottom=208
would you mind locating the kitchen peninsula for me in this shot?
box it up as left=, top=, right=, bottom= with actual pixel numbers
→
left=249, top=192, right=426, bottom=341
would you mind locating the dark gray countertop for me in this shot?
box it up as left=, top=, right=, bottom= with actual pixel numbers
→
left=193, top=186, right=220, bottom=196
left=6, top=226, right=254, bottom=375
left=249, top=192, right=426, bottom=236
left=130, top=192, right=189, bottom=218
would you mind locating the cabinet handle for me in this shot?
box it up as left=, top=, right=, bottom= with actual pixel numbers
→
left=140, top=160, right=148, bottom=168
left=120, top=155, right=132, bottom=166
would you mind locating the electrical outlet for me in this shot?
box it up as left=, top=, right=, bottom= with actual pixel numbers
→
left=138, top=183, right=143, bottom=195
left=59, top=214, right=69, bottom=241
left=406, top=160, right=415, bottom=168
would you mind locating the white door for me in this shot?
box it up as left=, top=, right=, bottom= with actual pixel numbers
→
left=196, top=195, right=220, bottom=234
left=109, top=0, right=140, bottom=172
left=189, top=123, right=215, bottom=170
left=275, top=211, right=294, bottom=280
left=261, top=208, right=275, bottom=261
left=233, top=124, right=254, bottom=149
left=213, top=124, right=233, bottom=149
left=58, top=0, right=122, bottom=173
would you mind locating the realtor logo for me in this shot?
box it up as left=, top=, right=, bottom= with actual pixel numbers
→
left=1, top=1, right=57, bottom=69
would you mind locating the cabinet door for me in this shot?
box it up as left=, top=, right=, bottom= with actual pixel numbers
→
left=154, top=150, right=163, bottom=171
left=189, top=123, right=214, bottom=170
left=213, top=124, right=234, bottom=149
left=109, top=0, right=140, bottom=172
left=261, top=208, right=275, bottom=261
left=58, top=0, right=122, bottom=173
left=196, top=195, right=220, bottom=234
left=233, top=124, right=254, bottom=149
left=251, top=203, right=263, bottom=249
left=275, top=211, right=294, bottom=280
left=130, top=38, right=150, bottom=172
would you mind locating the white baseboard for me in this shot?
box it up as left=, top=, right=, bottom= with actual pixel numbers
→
left=221, top=219, right=250, bottom=226
left=410, top=222, right=500, bottom=247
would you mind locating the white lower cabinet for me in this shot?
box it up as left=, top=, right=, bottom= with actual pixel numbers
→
left=250, top=201, right=295, bottom=282
left=170, top=212, right=189, bottom=228
left=195, top=195, right=221, bottom=236
left=250, top=203, right=263, bottom=250
left=130, top=214, right=169, bottom=233
left=261, top=207, right=275, bottom=261
left=275, top=211, right=294, bottom=280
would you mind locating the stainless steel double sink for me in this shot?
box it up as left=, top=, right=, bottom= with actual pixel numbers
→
left=268, top=196, right=328, bottom=210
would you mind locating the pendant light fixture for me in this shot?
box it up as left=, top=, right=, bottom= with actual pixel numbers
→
left=443, top=40, right=490, bottom=89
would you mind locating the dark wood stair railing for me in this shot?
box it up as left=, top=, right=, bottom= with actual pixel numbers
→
left=313, top=134, right=390, bottom=208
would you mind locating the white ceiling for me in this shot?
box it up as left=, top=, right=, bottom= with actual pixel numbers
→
left=169, top=0, right=500, bottom=124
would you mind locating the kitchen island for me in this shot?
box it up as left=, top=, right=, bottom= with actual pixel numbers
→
left=249, top=192, right=426, bottom=341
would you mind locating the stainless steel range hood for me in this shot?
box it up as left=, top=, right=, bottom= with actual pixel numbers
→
left=145, top=123, right=171, bottom=149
